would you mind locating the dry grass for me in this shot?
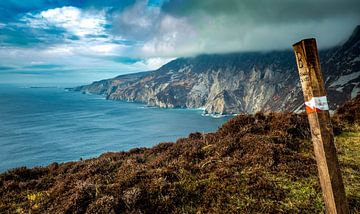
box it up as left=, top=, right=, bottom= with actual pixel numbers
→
left=0, top=96, right=359, bottom=213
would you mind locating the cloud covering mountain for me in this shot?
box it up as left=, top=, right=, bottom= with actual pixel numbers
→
left=0, top=0, right=359, bottom=84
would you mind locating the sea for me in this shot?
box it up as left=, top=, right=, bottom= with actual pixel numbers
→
left=0, top=84, right=230, bottom=172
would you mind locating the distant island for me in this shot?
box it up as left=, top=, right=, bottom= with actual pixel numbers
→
left=30, top=86, right=59, bottom=89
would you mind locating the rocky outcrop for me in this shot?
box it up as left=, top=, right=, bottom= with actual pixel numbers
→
left=74, top=26, right=360, bottom=114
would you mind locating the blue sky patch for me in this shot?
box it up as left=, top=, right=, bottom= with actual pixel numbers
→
left=0, top=0, right=359, bottom=85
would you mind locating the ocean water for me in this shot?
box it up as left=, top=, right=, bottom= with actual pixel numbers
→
left=0, top=85, right=229, bottom=172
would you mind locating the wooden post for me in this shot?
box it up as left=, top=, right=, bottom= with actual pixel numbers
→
left=293, top=39, right=349, bottom=214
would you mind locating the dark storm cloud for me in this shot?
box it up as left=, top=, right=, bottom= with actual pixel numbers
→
left=0, top=0, right=359, bottom=83
left=155, top=0, right=360, bottom=54
left=162, top=0, right=360, bottom=23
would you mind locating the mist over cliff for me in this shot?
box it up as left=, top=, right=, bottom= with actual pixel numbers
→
left=75, top=26, right=360, bottom=115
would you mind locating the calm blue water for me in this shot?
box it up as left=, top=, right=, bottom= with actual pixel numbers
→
left=0, top=85, right=229, bottom=172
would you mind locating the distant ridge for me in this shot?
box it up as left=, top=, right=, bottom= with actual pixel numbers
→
left=75, top=25, right=360, bottom=115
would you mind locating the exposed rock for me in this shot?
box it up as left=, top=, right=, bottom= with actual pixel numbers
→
left=74, top=26, right=360, bottom=115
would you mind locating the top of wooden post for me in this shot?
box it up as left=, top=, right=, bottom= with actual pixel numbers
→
left=292, top=38, right=316, bottom=47
left=292, top=38, right=327, bottom=102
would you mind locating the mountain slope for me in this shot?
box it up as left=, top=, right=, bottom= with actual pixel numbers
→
left=75, top=26, right=360, bottom=114
left=1, top=95, right=359, bottom=213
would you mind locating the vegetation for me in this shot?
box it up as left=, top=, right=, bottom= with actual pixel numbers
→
left=0, top=96, right=359, bottom=213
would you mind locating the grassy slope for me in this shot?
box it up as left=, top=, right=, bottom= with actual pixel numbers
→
left=337, top=132, right=360, bottom=212
left=0, top=96, right=359, bottom=214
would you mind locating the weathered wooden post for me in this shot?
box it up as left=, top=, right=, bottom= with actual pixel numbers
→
left=293, top=38, right=349, bottom=214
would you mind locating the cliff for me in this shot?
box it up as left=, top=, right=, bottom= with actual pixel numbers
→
left=1, top=95, right=360, bottom=213
left=74, top=26, right=360, bottom=115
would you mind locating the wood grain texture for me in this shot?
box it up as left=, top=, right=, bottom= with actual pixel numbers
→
left=293, top=39, right=349, bottom=214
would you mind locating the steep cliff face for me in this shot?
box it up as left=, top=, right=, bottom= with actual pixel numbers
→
left=75, top=26, right=360, bottom=114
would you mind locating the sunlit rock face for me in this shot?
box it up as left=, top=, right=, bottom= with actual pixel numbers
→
left=75, top=26, right=360, bottom=115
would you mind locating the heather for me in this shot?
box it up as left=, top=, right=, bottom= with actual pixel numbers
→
left=1, top=96, right=360, bottom=213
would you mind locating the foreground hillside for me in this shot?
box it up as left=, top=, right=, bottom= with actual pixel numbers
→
left=75, top=25, right=360, bottom=115
left=1, top=96, right=360, bottom=213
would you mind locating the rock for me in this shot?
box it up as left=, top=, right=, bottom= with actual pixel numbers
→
left=74, top=26, right=360, bottom=115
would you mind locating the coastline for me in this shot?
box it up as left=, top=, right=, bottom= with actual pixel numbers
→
left=1, top=95, right=359, bottom=213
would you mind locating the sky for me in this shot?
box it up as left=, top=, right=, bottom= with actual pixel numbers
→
left=0, top=0, right=359, bottom=86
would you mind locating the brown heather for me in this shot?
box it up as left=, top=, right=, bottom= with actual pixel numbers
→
left=1, top=96, right=360, bottom=214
